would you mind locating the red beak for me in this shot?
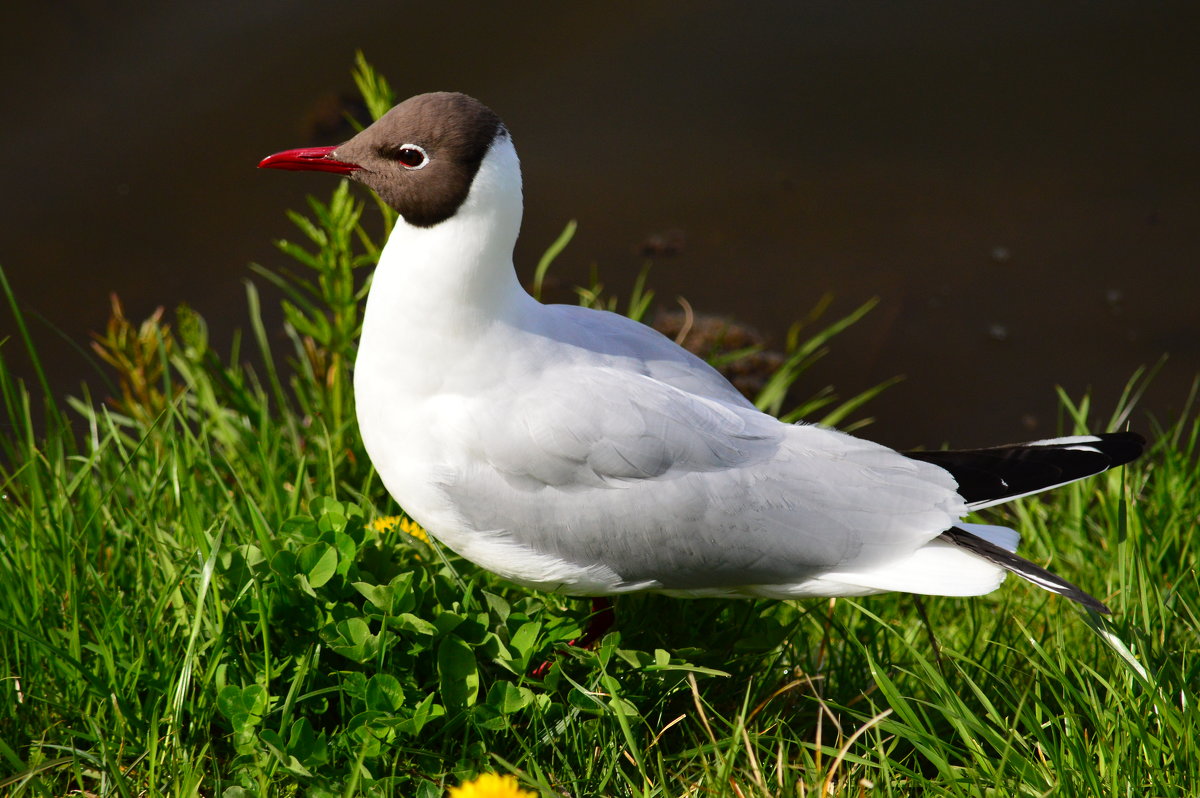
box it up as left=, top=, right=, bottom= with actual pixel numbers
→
left=258, top=145, right=360, bottom=174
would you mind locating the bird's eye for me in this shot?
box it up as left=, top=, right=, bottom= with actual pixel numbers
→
left=391, top=144, right=429, bottom=170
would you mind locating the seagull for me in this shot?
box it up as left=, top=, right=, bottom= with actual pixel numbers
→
left=260, top=92, right=1143, bottom=627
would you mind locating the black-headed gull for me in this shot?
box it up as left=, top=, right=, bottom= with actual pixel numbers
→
left=261, top=92, right=1142, bottom=617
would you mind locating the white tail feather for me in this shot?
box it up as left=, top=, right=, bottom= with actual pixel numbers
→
left=821, top=537, right=1008, bottom=597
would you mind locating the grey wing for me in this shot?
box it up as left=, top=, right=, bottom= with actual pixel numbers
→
left=442, top=365, right=965, bottom=593
left=540, top=304, right=756, bottom=408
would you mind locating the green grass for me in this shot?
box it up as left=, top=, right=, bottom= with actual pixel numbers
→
left=1, top=58, right=1198, bottom=796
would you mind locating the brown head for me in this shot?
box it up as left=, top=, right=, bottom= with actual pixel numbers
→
left=259, top=92, right=506, bottom=228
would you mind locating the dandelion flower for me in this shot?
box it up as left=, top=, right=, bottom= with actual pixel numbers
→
left=447, top=772, right=536, bottom=798
left=368, top=516, right=397, bottom=533
left=369, top=515, right=431, bottom=544
left=399, top=516, right=431, bottom=543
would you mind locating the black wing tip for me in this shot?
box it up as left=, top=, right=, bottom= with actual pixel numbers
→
left=1046, top=576, right=1113, bottom=615
left=942, top=526, right=1112, bottom=615
left=1088, top=430, right=1146, bottom=468
left=905, top=429, right=1146, bottom=507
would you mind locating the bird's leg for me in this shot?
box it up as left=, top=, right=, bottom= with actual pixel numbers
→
left=529, top=598, right=615, bottom=678
left=573, top=597, right=615, bottom=648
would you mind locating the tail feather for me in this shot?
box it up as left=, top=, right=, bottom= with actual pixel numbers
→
left=906, top=431, right=1145, bottom=510
left=940, top=525, right=1111, bottom=614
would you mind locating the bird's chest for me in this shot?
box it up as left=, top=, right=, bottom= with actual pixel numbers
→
left=355, top=363, right=461, bottom=501
left=351, top=336, right=523, bottom=527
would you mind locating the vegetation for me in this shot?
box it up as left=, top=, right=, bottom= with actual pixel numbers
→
left=1, top=59, right=1197, bottom=796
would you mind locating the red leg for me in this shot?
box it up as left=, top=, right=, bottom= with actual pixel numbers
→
left=573, top=598, right=615, bottom=648
left=529, top=598, right=615, bottom=678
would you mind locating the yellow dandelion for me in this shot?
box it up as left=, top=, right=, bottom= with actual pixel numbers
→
left=398, top=516, right=431, bottom=543
left=369, top=515, right=431, bottom=544
left=447, top=772, right=536, bottom=798
left=368, top=516, right=398, bottom=533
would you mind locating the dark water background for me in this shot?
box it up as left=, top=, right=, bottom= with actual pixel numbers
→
left=3, top=1, right=1198, bottom=448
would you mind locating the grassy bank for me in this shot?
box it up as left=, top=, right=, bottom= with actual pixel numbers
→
left=1, top=61, right=1197, bottom=797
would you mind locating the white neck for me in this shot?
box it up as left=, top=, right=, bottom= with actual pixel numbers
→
left=368, top=134, right=528, bottom=329
left=355, top=135, right=537, bottom=404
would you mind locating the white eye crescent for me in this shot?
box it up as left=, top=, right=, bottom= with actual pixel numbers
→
left=393, top=143, right=429, bottom=170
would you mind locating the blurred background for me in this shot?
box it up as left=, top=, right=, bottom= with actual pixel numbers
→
left=3, top=0, right=1197, bottom=448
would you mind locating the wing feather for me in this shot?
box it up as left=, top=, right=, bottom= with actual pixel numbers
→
left=439, top=363, right=964, bottom=594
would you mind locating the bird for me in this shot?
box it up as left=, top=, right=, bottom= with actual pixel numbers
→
left=260, top=91, right=1143, bottom=628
